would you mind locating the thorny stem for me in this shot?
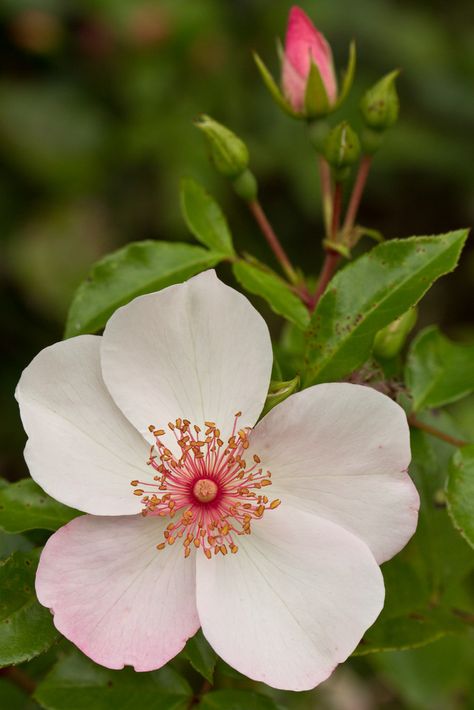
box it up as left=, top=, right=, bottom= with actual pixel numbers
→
left=318, top=157, right=333, bottom=237
left=408, top=415, right=468, bottom=448
left=342, top=155, right=373, bottom=234
left=248, top=200, right=299, bottom=285
left=0, top=667, right=36, bottom=695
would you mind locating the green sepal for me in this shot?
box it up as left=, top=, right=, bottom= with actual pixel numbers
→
left=261, top=376, right=300, bottom=417
left=253, top=52, right=301, bottom=119
left=335, top=40, right=357, bottom=108
left=304, top=60, right=330, bottom=118
left=322, top=239, right=351, bottom=258
left=324, top=121, right=360, bottom=169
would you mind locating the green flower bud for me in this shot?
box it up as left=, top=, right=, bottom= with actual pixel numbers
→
left=373, top=307, right=417, bottom=359
left=360, top=70, right=400, bottom=131
left=324, top=121, right=360, bottom=170
left=195, top=115, right=249, bottom=178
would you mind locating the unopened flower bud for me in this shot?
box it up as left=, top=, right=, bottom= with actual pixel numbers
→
left=360, top=70, right=400, bottom=131
left=324, top=122, right=360, bottom=174
left=373, top=307, right=417, bottom=359
left=254, top=6, right=355, bottom=120
left=282, top=6, right=336, bottom=115
left=195, top=115, right=249, bottom=178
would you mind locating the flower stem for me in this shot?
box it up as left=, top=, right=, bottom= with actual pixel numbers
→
left=248, top=200, right=298, bottom=285
left=408, top=415, right=467, bottom=448
left=318, top=157, right=333, bottom=237
left=342, top=155, right=372, bottom=234
left=310, top=249, right=341, bottom=310
left=331, top=182, right=343, bottom=240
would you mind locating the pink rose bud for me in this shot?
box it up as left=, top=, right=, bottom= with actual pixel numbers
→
left=282, top=6, right=337, bottom=113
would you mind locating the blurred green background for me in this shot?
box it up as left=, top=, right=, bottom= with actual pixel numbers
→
left=0, top=1, right=473, bottom=706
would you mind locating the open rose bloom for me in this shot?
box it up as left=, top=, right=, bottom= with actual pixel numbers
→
left=16, top=271, right=419, bottom=691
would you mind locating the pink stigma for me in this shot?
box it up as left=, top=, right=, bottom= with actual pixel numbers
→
left=130, top=413, right=280, bottom=558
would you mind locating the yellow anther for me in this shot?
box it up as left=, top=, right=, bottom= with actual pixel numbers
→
left=156, top=542, right=166, bottom=550
left=270, top=499, right=281, bottom=509
left=133, top=489, right=144, bottom=496
left=130, top=480, right=139, bottom=486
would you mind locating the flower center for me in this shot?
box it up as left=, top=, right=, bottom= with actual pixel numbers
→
left=193, top=478, right=218, bottom=503
left=130, top=412, right=280, bottom=559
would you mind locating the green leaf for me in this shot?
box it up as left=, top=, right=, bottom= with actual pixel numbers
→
left=199, top=690, right=277, bottom=710
left=233, top=261, right=310, bottom=330
left=65, top=241, right=223, bottom=338
left=304, top=230, right=469, bottom=386
left=180, top=178, right=234, bottom=256
left=405, top=326, right=474, bottom=411
left=35, top=650, right=192, bottom=710
left=183, top=630, right=217, bottom=684
left=446, top=445, right=474, bottom=549
left=372, top=635, right=474, bottom=710
left=0, top=479, right=80, bottom=534
left=355, top=413, right=474, bottom=656
left=0, top=549, right=59, bottom=667
left=0, top=678, right=30, bottom=710
left=0, top=531, right=33, bottom=561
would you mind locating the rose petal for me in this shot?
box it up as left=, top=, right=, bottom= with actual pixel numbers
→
left=196, top=505, right=384, bottom=691
left=248, top=383, right=419, bottom=564
left=16, top=335, right=147, bottom=515
left=284, top=6, right=337, bottom=103
left=101, top=270, right=272, bottom=445
left=36, top=514, right=199, bottom=671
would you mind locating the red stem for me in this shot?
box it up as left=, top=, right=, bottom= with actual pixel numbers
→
left=408, top=415, right=467, bottom=448
left=318, top=157, right=333, bottom=237
left=310, top=249, right=341, bottom=310
left=342, top=155, right=373, bottom=233
left=331, top=182, right=343, bottom=240
left=248, top=200, right=298, bottom=285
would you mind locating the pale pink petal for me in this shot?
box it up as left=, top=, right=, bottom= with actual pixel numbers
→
left=283, top=6, right=337, bottom=105
left=16, top=336, right=147, bottom=516
left=101, top=270, right=272, bottom=446
left=196, top=505, right=384, bottom=691
left=248, top=383, right=419, bottom=564
left=281, top=55, right=307, bottom=112
left=36, top=514, right=199, bottom=671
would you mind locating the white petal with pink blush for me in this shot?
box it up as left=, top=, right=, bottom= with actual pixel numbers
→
left=15, top=270, right=418, bottom=690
